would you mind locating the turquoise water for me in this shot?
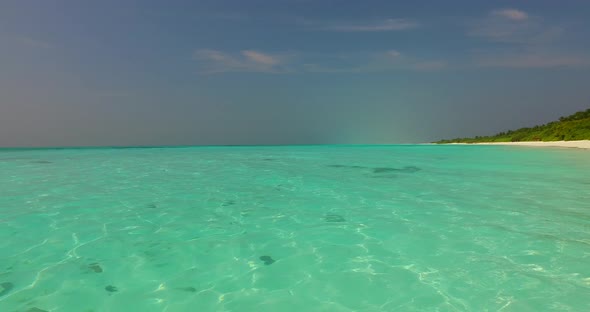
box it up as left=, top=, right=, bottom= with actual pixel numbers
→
left=1, top=145, right=589, bottom=311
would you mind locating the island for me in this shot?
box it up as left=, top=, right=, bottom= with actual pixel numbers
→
left=434, top=108, right=590, bottom=149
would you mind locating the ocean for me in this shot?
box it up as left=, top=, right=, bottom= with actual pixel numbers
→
left=1, top=145, right=589, bottom=311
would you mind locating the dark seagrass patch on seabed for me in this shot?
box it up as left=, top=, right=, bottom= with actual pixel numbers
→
left=222, top=200, right=236, bottom=206
left=0, top=281, right=14, bottom=297
left=372, top=167, right=398, bottom=173
left=325, top=214, right=346, bottom=222
left=259, top=256, right=275, bottom=265
left=399, top=166, right=421, bottom=173
left=87, top=263, right=103, bottom=273
left=328, top=164, right=421, bottom=174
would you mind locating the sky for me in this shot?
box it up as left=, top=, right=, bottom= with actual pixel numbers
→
left=1, top=0, right=590, bottom=146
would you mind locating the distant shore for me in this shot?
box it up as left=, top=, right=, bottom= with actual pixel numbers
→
left=444, top=140, right=590, bottom=149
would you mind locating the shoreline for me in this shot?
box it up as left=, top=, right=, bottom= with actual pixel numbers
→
left=444, top=140, right=590, bottom=149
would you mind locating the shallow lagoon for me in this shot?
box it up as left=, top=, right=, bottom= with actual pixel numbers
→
left=1, top=145, right=589, bottom=311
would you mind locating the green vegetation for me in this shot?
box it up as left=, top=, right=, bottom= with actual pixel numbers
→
left=434, top=108, right=590, bottom=143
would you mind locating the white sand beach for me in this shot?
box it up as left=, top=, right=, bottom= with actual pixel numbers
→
left=450, top=140, right=590, bottom=149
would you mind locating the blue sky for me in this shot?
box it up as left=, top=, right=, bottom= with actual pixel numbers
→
left=1, top=0, right=590, bottom=146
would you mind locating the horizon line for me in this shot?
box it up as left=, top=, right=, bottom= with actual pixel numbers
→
left=0, top=143, right=432, bottom=150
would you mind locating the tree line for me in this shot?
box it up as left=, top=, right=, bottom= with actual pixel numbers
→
left=434, top=108, right=590, bottom=143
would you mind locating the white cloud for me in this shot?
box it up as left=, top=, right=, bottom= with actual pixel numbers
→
left=469, top=9, right=561, bottom=44
left=194, top=49, right=286, bottom=74
left=386, top=50, right=401, bottom=58
left=492, top=9, right=528, bottom=21
left=466, top=8, right=590, bottom=69
left=319, top=19, right=418, bottom=32
left=242, top=50, right=280, bottom=65
left=194, top=49, right=447, bottom=74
